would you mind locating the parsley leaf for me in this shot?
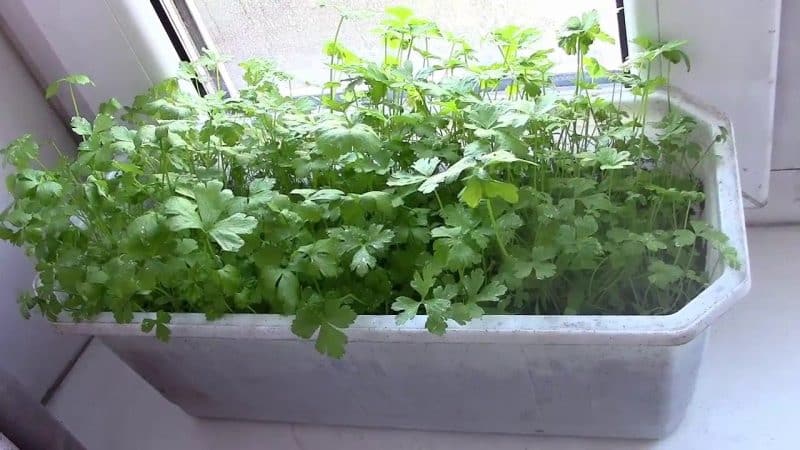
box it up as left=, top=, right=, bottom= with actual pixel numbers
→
left=209, top=213, right=258, bottom=252
left=391, top=296, right=421, bottom=324
left=330, top=224, right=394, bottom=276
left=292, top=296, right=357, bottom=358
left=164, top=181, right=257, bottom=251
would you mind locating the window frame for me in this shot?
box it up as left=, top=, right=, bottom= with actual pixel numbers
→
left=160, top=0, right=630, bottom=95
left=151, top=0, right=238, bottom=96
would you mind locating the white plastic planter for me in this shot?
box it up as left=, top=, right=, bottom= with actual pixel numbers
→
left=53, top=89, right=750, bottom=439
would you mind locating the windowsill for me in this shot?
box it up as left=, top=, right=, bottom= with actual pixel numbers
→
left=45, top=225, right=799, bottom=449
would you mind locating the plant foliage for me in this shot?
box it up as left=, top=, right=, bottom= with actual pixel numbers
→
left=0, top=7, right=739, bottom=358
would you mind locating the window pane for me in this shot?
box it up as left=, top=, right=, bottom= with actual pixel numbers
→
left=190, top=0, right=621, bottom=91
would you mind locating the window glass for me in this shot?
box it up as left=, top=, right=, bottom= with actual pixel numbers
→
left=189, top=0, right=622, bottom=92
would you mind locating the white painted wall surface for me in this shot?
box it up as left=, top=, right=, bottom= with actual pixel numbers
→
left=0, top=0, right=180, bottom=117
left=665, top=0, right=781, bottom=206
left=746, top=0, right=800, bottom=224
left=0, top=27, right=87, bottom=399
left=772, top=0, right=800, bottom=171
left=627, top=0, right=782, bottom=208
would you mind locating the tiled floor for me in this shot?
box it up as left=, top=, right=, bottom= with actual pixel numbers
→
left=46, top=226, right=799, bottom=449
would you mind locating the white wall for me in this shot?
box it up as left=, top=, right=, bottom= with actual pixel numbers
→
left=746, top=0, right=800, bottom=225
left=0, top=0, right=181, bottom=118
left=0, top=27, right=87, bottom=399
left=772, top=0, right=800, bottom=171
left=627, top=0, right=782, bottom=208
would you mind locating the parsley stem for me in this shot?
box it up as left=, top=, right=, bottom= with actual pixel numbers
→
left=649, top=196, right=663, bottom=231
left=485, top=199, right=509, bottom=259
left=638, top=63, right=652, bottom=149
left=434, top=191, right=445, bottom=211
left=682, top=202, right=692, bottom=229
left=666, top=64, right=672, bottom=111
left=677, top=203, right=697, bottom=298
left=396, top=32, right=405, bottom=65
left=68, top=85, right=80, bottom=117
left=672, top=203, right=678, bottom=229
left=328, top=15, right=345, bottom=107
left=574, top=50, right=581, bottom=97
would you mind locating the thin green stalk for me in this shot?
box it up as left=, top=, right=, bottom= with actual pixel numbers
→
left=649, top=196, right=664, bottom=231
left=581, top=110, right=591, bottom=152
left=498, top=45, right=508, bottom=66
left=68, top=85, right=80, bottom=117
left=328, top=15, right=346, bottom=104
left=446, top=42, right=456, bottom=75
left=637, top=63, right=653, bottom=150
left=611, top=81, right=617, bottom=112
left=571, top=119, right=578, bottom=153
left=682, top=244, right=698, bottom=290
left=396, top=33, right=405, bottom=64
left=638, top=98, right=650, bottom=151
left=642, top=282, right=653, bottom=306
left=666, top=64, right=672, bottom=111
left=486, top=199, right=510, bottom=259
left=629, top=278, right=643, bottom=309
left=596, top=268, right=628, bottom=300
left=672, top=203, right=678, bottom=229
left=674, top=202, right=697, bottom=299
left=574, top=50, right=582, bottom=97
left=50, top=140, right=67, bottom=161
left=682, top=202, right=693, bottom=229
left=582, top=78, right=603, bottom=136
left=434, top=191, right=445, bottom=211
left=690, top=140, right=718, bottom=173
left=588, top=256, right=609, bottom=295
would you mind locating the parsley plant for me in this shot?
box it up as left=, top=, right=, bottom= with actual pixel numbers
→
left=0, top=8, right=739, bottom=358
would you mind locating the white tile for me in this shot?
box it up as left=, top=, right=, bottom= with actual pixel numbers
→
left=46, top=226, right=800, bottom=450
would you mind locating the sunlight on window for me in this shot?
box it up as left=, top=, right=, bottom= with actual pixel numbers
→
left=190, top=0, right=621, bottom=92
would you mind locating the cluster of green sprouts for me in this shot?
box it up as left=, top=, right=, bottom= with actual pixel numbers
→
left=0, top=7, right=738, bottom=357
